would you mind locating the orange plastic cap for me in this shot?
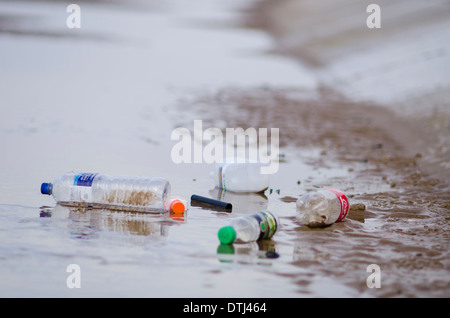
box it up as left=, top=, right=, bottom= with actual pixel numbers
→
left=170, top=200, right=185, bottom=213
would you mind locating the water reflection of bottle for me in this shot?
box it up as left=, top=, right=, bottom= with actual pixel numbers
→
left=40, top=172, right=171, bottom=213
left=209, top=188, right=268, bottom=213
left=218, top=211, right=279, bottom=245
left=217, top=240, right=279, bottom=264
left=42, top=204, right=171, bottom=239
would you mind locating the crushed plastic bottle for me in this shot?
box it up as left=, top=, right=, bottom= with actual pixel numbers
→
left=295, top=188, right=349, bottom=227
left=212, top=162, right=269, bottom=193
left=40, top=172, right=171, bottom=213
left=218, top=211, right=279, bottom=244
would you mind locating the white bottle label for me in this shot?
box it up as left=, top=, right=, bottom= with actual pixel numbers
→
left=69, top=173, right=97, bottom=203
left=69, top=185, right=92, bottom=202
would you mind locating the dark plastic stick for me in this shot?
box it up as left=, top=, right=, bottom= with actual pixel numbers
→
left=190, top=194, right=232, bottom=212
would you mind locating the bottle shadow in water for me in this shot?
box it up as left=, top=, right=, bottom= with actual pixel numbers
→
left=39, top=204, right=177, bottom=245
left=217, top=240, right=280, bottom=265
left=209, top=188, right=268, bottom=214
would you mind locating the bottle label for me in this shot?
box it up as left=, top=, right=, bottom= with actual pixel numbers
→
left=326, top=188, right=349, bottom=222
left=74, top=173, right=98, bottom=187
left=70, top=186, right=92, bottom=203
left=254, top=211, right=278, bottom=240
left=218, top=164, right=228, bottom=190
left=70, top=173, right=98, bottom=203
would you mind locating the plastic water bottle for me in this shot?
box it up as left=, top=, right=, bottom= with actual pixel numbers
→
left=40, top=172, right=171, bottom=213
left=295, top=188, right=349, bottom=227
left=212, top=162, right=269, bottom=193
left=218, top=211, right=279, bottom=244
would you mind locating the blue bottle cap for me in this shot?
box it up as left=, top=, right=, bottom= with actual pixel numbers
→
left=41, top=183, right=52, bottom=195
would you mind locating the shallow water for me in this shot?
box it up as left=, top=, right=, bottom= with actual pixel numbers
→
left=0, top=0, right=320, bottom=297
left=0, top=0, right=449, bottom=298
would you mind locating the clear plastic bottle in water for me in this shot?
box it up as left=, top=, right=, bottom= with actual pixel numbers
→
left=212, top=162, right=269, bottom=193
left=40, top=172, right=171, bottom=213
left=218, top=211, right=279, bottom=244
left=295, top=188, right=349, bottom=227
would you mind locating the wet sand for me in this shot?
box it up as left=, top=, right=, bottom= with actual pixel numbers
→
left=237, top=0, right=450, bottom=296
left=0, top=0, right=448, bottom=298
left=245, top=0, right=450, bottom=181
left=177, top=83, right=450, bottom=297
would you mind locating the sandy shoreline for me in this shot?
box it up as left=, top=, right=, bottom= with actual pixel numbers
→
left=177, top=82, right=450, bottom=296
left=244, top=0, right=450, bottom=184
left=216, top=0, right=450, bottom=296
